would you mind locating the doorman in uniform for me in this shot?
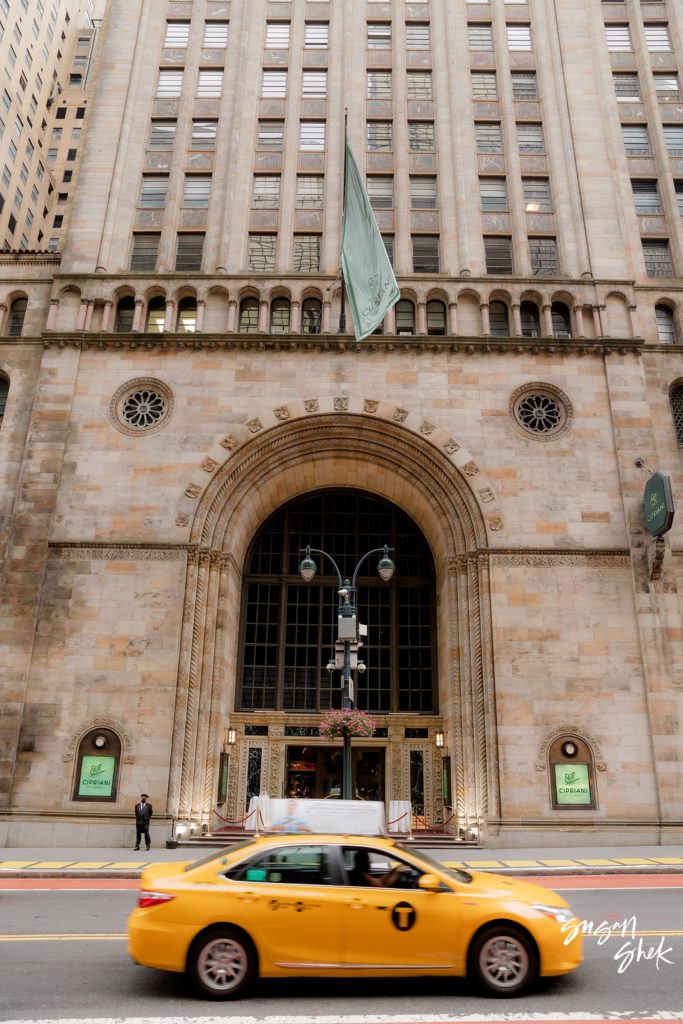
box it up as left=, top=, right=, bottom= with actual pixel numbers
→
left=134, top=793, right=153, bottom=850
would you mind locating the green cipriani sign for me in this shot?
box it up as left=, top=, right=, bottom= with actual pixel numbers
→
left=554, top=763, right=591, bottom=805
left=78, top=755, right=116, bottom=797
left=643, top=470, right=675, bottom=538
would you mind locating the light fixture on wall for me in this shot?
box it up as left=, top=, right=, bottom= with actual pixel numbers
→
left=227, top=728, right=236, bottom=745
left=435, top=731, right=444, bottom=749
left=93, top=734, right=107, bottom=749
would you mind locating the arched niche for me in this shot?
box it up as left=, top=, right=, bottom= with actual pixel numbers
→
left=71, top=726, right=122, bottom=802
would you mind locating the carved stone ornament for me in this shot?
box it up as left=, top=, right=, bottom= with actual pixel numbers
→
left=443, top=439, right=460, bottom=455
left=420, top=420, right=436, bottom=436
left=487, top=514, right=504, bottom=531
left=246, top=418, right=263, bottom=433
left=220, top=436, right=239, bottom=451
left=274, top=406, right=290, bottom=420
left=202, top=458, right=218, bottom=474
left=65, top=716, right=133, bottom=762
left=463, top=461, right=480, bottom=477
left=304, top=400, right=319, bottom=414
left=334, top=397, right=349, bottom=412
left=364, top=400, right=379, bottom=414
left=478, top=488, right=495, bottom=503
left=176, top=513, right=191, bottom=527
left=393, top=407, right=408, bottom=422
left=535, top=724, right=606, bottom=772
left=185, top=483, right=202, bottom=499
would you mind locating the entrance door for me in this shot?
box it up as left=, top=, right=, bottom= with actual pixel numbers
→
left=285, top=745, right=385, bottom=800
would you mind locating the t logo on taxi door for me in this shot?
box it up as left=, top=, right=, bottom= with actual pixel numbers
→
left=391, top=901, right=416, bottom=931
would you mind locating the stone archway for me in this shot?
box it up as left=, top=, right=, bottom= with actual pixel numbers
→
left=168, top=406, right=501, bottom=837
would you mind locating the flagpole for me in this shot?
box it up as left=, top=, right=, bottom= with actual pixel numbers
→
left=338, top=110, right=348, bottom=334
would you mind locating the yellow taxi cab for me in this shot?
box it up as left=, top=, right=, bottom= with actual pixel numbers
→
left=127, top=834, right=582, bottom=999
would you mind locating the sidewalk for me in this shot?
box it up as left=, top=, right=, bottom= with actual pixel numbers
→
left=1, top=842, right=682, bottom=878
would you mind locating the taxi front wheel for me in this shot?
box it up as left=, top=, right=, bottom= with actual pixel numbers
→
left=187, top=927, right=257, bottom=999
left=469, top=925, right=538, bottom=997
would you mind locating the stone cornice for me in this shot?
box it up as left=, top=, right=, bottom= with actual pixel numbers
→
left=0, top=253, right=61, bottom=268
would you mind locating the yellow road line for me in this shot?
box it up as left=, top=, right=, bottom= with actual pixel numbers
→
left=501, top=860, right=540, bottom=867
left=576, top=858, right=618, bottom=866
left=66, top=862, right=113, bottom=869
left=0, top=861, right=39, bottom=869
left=0, top=934, right=127, bottom=941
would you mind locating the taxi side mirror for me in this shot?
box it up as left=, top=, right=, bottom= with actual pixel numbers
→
left=418, top=872, right=442, bottom=892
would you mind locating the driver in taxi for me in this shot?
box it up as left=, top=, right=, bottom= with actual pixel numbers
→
left=348, top=849, right=411, bottom=888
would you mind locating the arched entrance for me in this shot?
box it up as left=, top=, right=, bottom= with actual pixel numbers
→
left=168, top=406, right=500, bottom=838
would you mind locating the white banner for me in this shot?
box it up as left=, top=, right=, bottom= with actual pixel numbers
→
left=255, top=798, right=386, bottom=836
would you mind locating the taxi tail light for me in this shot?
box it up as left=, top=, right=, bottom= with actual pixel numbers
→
left=138, top=891, right=176, bottom=908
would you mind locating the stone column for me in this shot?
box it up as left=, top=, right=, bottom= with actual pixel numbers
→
left=574, top=305, right=585, bottom=338
left=45, top=299, right=59, bottom=332
left=196, top=299, right=205, bottom=333
left=84, top=301, right=95, bottom=332
left=591, top=305, right=603, bottom=338
left=164, top=300, right=175, bottom=333
left=417, top=301, right=428, bottom=336
left=385, top=303, right=396, bottom=335
left=258, top=300, right=269, bottom=333
left=322, top=300, right=331, bottom=334
left=75, top=300, right=88, bottom=332
left=448, top=301, right=458, bottom=337
left=290, top=300, right=301, bottom=334
left=480, top=302, right=490, bottom=337
left=132, top=298, right=144, bottom=332
left=0, top=303, right=6, bottom=332
left=227, top=299, right=237, bottom=334
left=512, top=303, right=522, bottom=337
left=598, top=304, right=608, bottom=337
left=101, top=300, right=113, bottom=333
left=628, top=303, right=639, bottom=339
left=543, top=303, right=554, bottom=338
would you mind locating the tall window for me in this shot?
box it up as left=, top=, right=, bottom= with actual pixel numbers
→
left=529, top=237, right=559, bottom=275
left=489, top=301, right=509, bottom=337
left=239, top=297, right=259, bottom=333
left=293, top=235, right=320, bottom=272
left=475, top=122, right=502, bottom=153
left=552, top=303, right=572, bottom=338
left=412, top=236, right=439, bottom=272
left=297, top=175, right=323, bottom=207
left=146, top=297, right=166, bottom=333
left=114, top=296, right=135, bottom=332
left=396, top=299, right=415, bottom=335
left=6, top=297, right=27, bottom=336
left=266, top=22, right=290, bottom=48
left=249, top=234, right=276, bottom=272
left=0, top=376, right=8, bottom=425
left=175, top=234, right=204, bottom=271
left=406, top=23, right=430, bottom=49
left=305, top=22, right=328, bottom=48
left=130, top=234, right=159, bottom=271
left=521, top=301, right=540, bottom=337
left=270, top=297, right=290, bottom=333
left=643, top=240, right=673, bottom=277
left=511, top=72, right=537, bottom=99
left=204, top=22, right=228, bottom=47
left=367, top=176, right=393, bottom=208
left=472, top=72, right=497, bottom=99
left=301, top=297, right=322, bottom=334
left=408, top=122, right=435, bottom=152
left=252, top=175, right=280, bottom=207
left=670, top=385, right=683, bottom=446
left=484, top=236, right=513, bottom=274
left=663, top=126, right=683, bottom=156
left=177, top=296, right=197, bottom=333
left=480, top=177, right=507, bottom=210
left=238, top=492, right=436, bottom=714
left=367, top=121, right=392, bottom=150
left=427, top=300, right=446, bottom=336
left=655, top=304, right=676, bottom=344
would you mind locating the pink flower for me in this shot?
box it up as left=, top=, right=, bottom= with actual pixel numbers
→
left=318, top=709, right=377, bottom=739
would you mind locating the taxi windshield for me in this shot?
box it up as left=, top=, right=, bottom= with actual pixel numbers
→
left=183, top=839, right=257, bottom=872
left=396, top=843, right=472, bottom=884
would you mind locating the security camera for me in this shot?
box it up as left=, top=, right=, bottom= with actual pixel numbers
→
left=357, top=661, right=366, bottom=674
left=634, top=458, right=645, bottom=468
left=326, top=660, right=335, bottom=673
left=338, top=587, right=349, bottom=598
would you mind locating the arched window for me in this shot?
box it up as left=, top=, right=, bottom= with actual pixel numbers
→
left=238, top=490, right=436, bottom=716
left=395, top=299, right=415, bottom=335
left=145, top=297, right=166, bottom=333
left=548, top=734, right=596, bottom=810
left=426, top=300, right=446, bottom=335
left=489, top=301, right=509, bottom=337
left=301, top=297, right=322, bottom=334
left=521, top=301, right=540, bottom=338
left=551, top=302, right=571, bottom=338
left=177, top=296, right=197, bottom=333
left=72, top=727, right=122, bottom=802
left=671, top=384, right=683, bottom=446
left=7, top=297, right=28, bottom=337
left=0, top=376, right=8, bottom=426
left=114, top=296, right=135, bottom=333
left=270, top=297, right=291, bottom=333
left=656, top=304, right=676, bottom=344
left=239, top=297, right=259, bottom=333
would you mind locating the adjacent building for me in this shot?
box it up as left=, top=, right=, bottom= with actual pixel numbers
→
left=1, top=0, right=683, bottom=847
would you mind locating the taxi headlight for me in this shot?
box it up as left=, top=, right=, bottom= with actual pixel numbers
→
left=533, top=903, right=574, bottom=924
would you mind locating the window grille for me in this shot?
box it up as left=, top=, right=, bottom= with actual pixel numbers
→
left=366, top=176, right=393, bottom=209
left=406, top=24, right=430, bottom=49
left=252, top=175, right=280, bottom=208
left=406, top=71, right=432, bottom=99
left=654, top=75, right=679, bottom=99
left=139, top=176, right=168, bottom=208
left=129, top=233, right=160, bottom=272
left=469, top=24, right=493, bottom=50
left=367, top=71, right=392, bottom=99
left=367, top=121, right=392, bottom=150
left=511, top=72, right=537, bottom=99
left=183, top=175, right=211, bottom=207
left=671, top=386, right=683, bottom=445
left=614, top=74, right=640, bottom=100
left=299, top=122, right=325, bottom=150
left=293, top=235, right=321, bottom=272
left=148, top=121, right=176, bottom=149
left=656, top=305, right=676, bottom=344
left=296, top=175, right=323, bottom=207
left=523, top=177, right=552, bottom=212
left=507, top=24, right=531, bottom=50
left=484, top=236, right=513, bottom=274
left=249, top=234, right=276, bottom=272
left=203, top=22, right=228, bottom=47
left=408, top=122, right=435, bottom=151
left=175, top=233, right=204, bottom=271
left=410, top=176, right=437, bottom=209
left=622, top=125, right=651, bottom=155
left=643, top=240, right=673, bottom=277
left=632, top=179, right=661, bottom=214
left=480, top=177, right=507, bottom=210
left=476, top=122, right=502, bottom=152
left=663, top=126, right=683, bottom=156
left=529, top=237, right=559, bottom=275
left=517, top=123, right=544, bottom=153
left=412, top=235, right=440, bottom=272
left=472, top=72, right=497, bottom=99
left=676, top=181, right=683, bottom=216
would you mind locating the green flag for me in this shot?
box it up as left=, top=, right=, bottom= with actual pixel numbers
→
left=341, top=138, right=399, bottom=341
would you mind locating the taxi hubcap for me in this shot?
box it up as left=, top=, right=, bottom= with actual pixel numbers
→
left=199, top=937, right=248, bottom=990
left=480, top=935, right=529, bottom=988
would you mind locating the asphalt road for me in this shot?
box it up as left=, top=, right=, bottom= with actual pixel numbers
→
left=0, top=878, right=682, bottom=1022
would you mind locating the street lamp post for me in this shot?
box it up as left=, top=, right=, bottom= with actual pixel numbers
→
left=299, top=544, right=395, bottom=800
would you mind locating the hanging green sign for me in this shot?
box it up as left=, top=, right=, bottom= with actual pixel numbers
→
left=78, top=755, right=116, bottom=797
left=643, top=470, right=675, bottom=538
left=554, top=763, right=591, bottom=805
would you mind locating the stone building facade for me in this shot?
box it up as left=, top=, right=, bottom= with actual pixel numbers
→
left=1, top=0, right=683, bottom=847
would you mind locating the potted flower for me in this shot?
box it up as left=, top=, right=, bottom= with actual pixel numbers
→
left=318, top=708, right=377, bottom=740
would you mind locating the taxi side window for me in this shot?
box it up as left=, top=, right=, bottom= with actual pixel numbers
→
left=343, top=846, right=423, bottom=889
left=225, top=845, right=333, bottom=885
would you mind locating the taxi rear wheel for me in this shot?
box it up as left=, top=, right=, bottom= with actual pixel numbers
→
left=187, top=927, right=256, bottom=999
left=469, top=925, right=538, bottom=997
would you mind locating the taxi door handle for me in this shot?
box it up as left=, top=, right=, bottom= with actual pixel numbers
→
left=345, top=899, right=367, bottom=910
left=239, top=890, right=258, bottom=903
